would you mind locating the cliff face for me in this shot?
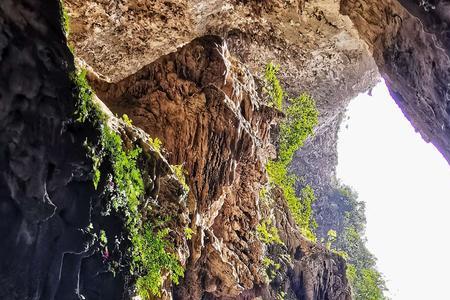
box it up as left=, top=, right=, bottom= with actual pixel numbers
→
left=341, top=0, right=450, bottom=164
left=0, top=1, right=352, bottom=298
left=0, top=1, right=188, bottom=299
left=91, top=35, right=277, bottom=298
left=2, top=0, right=450, bottom=299
left=89, top=35, right=351, bottom=299
left=65, top=0, right=380, bottom=252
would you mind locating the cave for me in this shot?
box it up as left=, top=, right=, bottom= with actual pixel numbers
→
left=336, top=80, right=450, bottom=299
left=0, top=0, right=449, bottom=299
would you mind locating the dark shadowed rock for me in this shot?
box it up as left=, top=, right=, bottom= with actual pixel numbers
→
left=0, top=1, right=188, bottom=299
left=341, top=0, right=450, bottom=164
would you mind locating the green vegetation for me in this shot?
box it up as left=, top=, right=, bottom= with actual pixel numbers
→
left=172, top=164, right=189, bottom=192
left=59, top=0, right=70, bottom=36
left=347, top=264, right=386, bottom=300
left=276, top=291, right=286, bottom=300
left=262, top=65, right=385, bottom=299
left=71, top=69, right=183, bottom=299
left=325, top=185, right=387, bottom=300
left=259, top=186, right=268, bottom=202
left=278, top=94, right=318, bottom=162
left=265, top=162, right=305, bottom=234
left=99, top=229, right=108, bottom=247
left=257, top=220, right=283, bottom=245
left=184, top=227, right=194, bottom=240
left=148, top=137, right=163, bottom=153
left=262, top=257, right=281, bottom=280
left=263, top=63, right=283, bottom=110
left=133, top=226, right=184, bottom=298
left=122, top=114, right=133, bottom=126
left=264, top=70, right=319, bottom=240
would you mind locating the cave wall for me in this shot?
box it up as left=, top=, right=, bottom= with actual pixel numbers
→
left=0, top=1, right=106, bottom=298
left=341, top=0, right=450, bottom=164
left=0, top=1, right=188, bottom=299
left=87, top=34, right=352, bottom=300
left=65, top=0, right=380, bottom=249
left=2, top=0, right=450, bottom=299
left=0, top=1, right=353, bottom=299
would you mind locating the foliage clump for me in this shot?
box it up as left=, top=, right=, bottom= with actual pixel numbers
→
left=172, top=164, right=189, bottom=192
left=122, top=114, right=133, bottom=126
left=133, top=226, right=184, bottom=298
left=347, top=264, right=386, bottom=300
left=184, top=227, right=194, bottom=240
left=263, top=62, right=283, bottom=110
left=324, top=185, right=387, bottom=300
left=148, top=137, right=163, bottom=153
left=262, top=257, right=281, bottom=280
left=263, top=65, right=319, bottom=240
left=59, top=0, right=70, bottom=36
left=257, top=220, right=283, bottom=245
left=71, top=69, right=183, bottom=299
left=278, top=94, right=318, bottom=163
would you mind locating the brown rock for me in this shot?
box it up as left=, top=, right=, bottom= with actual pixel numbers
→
left=88, top=35, right=352, bottom=299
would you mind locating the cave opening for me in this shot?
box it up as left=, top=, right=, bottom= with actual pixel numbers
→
left=336, top=79, right=450, bottom=300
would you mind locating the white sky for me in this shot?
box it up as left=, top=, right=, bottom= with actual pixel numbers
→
left=336, top=80, right=450, bottom=300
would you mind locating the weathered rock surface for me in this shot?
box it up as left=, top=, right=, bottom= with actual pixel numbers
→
left=65, top=0, right=380, bottom=256
left=65, top=0, right=378, bottom=129
left=261, top=187, right=351, bottom=300
left=91, top=34, right=277, bottom=298
left=341, top=0, right=450, bottom=164
left=3, top=0, right=450, bottom=299
left=88, top=35, right=352, bottom=299
left=0, top=1, right=188, bottom=299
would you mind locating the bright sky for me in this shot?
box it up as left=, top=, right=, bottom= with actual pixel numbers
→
left=336, top=80, right=450, bottom=300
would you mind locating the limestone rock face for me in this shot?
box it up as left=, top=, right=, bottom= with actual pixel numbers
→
left=3, top=0, right=450, bottom=299
left=341, top=0, right=450, bottom=163
left=65, top=0, right=380, bottom=258
left=65, top=0, right=378, bottom=122
left=88, top=35, right=352, bottom=299
left=264, top=187, right=351, bottom=300
left=90, top=35, right=277, bottom=298
left=0, top=1, right=188, bottom=299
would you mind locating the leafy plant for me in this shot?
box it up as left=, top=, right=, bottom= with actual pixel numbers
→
left=278, top=94, right=318, bottom=164
left=259, top=186, right=268, bottom=202
left=184, top=227, right=194, bottom=240
left=148, top=137, right=163, bottom=153
left=172, top=164, right=189, bottom=192
left=347, top=266, right=387, bottom=300
left=263, top=62, right=283, bottom=110
left=262, top=257, right=281, bottom=281
left=327, top=185, right=387, bottom=299
left=263, top=68, right=319, bottom=241
left=277, top=291, right=286, bottom=300
left=59, top=0, right=70, bottom=36
left=257, top=220, right=283, bottom=245
left=99, top=229, right=108, bottom=247
left=71, top=68, right=183, bottom=298
left=122, top=114, right=133, bottom=126
left=133, top=226, right=184, bottom=299
left=266, top=159, right=318, bottom=241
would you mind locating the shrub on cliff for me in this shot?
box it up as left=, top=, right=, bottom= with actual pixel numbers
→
left=263, top=62, right=283, bottom=110
left=263, top=64, right=319, bottom=240
left=279, top=94, right=318, bottom=163
left=71, top=69, right=183, bottom=299
left=327, top=185, right=387, bottom=299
